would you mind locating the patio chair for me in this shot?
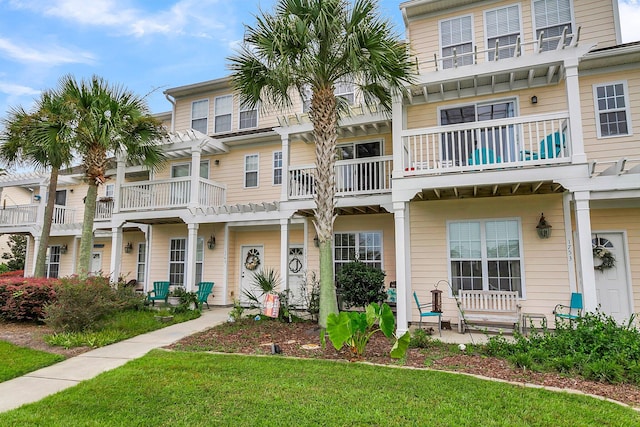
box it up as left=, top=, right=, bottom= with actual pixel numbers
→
left=521, top=131, right=565, bottom=161
left=553, top=292, right=583, bottom=323
left=147, top=281, right=170, bottom=306
left=468, top=148, right=501, bottom=165
left=413, top=291, right=441, bottom=336
left=196, top=282, right=214, bottom=309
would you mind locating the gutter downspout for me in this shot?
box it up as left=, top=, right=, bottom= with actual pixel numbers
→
left=164, top=93, right=176, bottom=133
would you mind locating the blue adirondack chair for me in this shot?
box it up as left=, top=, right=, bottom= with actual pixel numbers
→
left=468, top=148, right=501, bottom=165
left=413, top=291, right=442, bottom=336
left=521, top=131, right=565, bottom=161
left=147, top=281, right=170, bottom=306
left=195, top=282, right=214, bottom=309
left=553, top=292, right=583, bottom=322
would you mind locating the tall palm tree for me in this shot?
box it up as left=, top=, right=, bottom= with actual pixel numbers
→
left=0, top=90, right=74, bottom=277
left=58, top=75, right=166, bottom=275
left=229, top=0, right=414, bottom=327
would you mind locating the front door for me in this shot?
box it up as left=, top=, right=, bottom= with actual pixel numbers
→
left=592, top=233, right=632, bottom=324
left=90, top=251, right=103, bottom=276
left=288, top=246, right=306, bottom=308
left=240, top=245, right=263, bottom=306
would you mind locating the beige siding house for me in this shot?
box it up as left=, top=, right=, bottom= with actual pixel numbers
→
left=1, top=0, right=638, bottom=333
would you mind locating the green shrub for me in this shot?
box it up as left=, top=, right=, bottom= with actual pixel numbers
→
left=335, top=260, right=386, bottom=308
left=581, top=359, right=624, bottom=384
left=409, top=328, right=433, bottom=349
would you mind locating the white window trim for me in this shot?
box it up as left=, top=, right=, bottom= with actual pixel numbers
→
left=105, top=184, right=115, bottom=198
left=214, top=94, right=233, bottom=134
left=136, top=242, right=146, bottom=284
left=244, top=153, right=260, bottom=188
left=191, top=98, right=209, bottom=134
left=168, top=237, right=187, bottom=287
left=46, top=245, right=61, bottom=279
left=593, top=80, right=633, bottom=139
left=333, top=230, right=384, bottom=276
left=335, top=81, right=356, bottom=105
left=239, top=103, right=259, bottom=129
left=200, top=160, right=210, bottom=180
left=531, top=0, right=575, bottom=51
left=272, top=151, right=283, bottom=186
left=483, top=3, right=523, bottom=61
left=446, top=217, right=526, bottom=299
left=196, top=237, right=204, bottom=284
left=336, top=138, right=385, bottom=159
left=171, top=162, right=191, bottom=178
left=438, top=13, right=475, bottom=68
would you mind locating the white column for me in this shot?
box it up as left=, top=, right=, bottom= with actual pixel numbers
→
left=393, top=201, right=410, bottom=335
left=144, top=225, right=153, bottom=294
left=189, top=147, right=202, bottom=210
left=112, top=154, right=126, bottom=214
left=280, top=135, right=290, bottom=202
left=391, top=95, right=404, bottom=179
left=31, top=236, right=40, bottom=277
left=110, top=227, right=123, bottom=282
left=185, top=223, right=199, bottom=292
left=36, top=183, right=47, bottom=225
left=573, top=191, right=597, bottom=311
left=222, top=223, right=229, bottom=305
left=71, top=237, right=80, bottom=275
left=562, top=192, right=578, bottom=293
left=565, top=58, right=586, bottom=163
left=280, top=218, right=289, bottom=293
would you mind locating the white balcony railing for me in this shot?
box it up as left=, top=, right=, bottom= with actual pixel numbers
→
left=120, top=177, right=226, bottom=212
left=198, top=178, right=226, bottom=207
left=95, top=199, right=114, bottom=220
left=402, top=112, right=570, bottom=176
left=52, top=205, right=76, bottom=224
left=0, top=204, right=38, bottom=226
left=289, top=155, right=393, bottom=199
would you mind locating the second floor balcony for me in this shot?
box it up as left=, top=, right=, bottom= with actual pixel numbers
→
left=119, top=177, right=226, bottom=212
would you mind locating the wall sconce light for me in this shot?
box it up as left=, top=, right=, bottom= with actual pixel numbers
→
left=60, top=244, right=68, bottom=254
left=536, top=213, right=552, bottom=239
left=34, top=195, right=41, bottom=201
left=214, top=159, right=220, bottom=166
left=530, top=95, right=538, bottom=104
left=124, top=242, right=133, bottom=254
left=314, top=235, right=320, bottom=247
left=208, top=235, right=216, bottom=250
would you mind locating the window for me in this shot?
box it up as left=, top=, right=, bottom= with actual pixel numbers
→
left=440, top=15, right=473, bottom=69
left=239, top=103, right=258, bottom=129
left=534, top=0, right=572, bottom=51
left=485, top=5, right=521, bottom=60
left=105, top=184, right=114, bottom=198
left=191, top=99, right=209, bottom=134
left=214, top=95, right=233, bottom=133
left=594, top=82, right=631, bottom=137
left=448, top=219, right=523, bottom=296
left=46, top=245, right=61, bottom=279
left=335, top=82, right=355, bottom=105
left=245, top=154, right=259, bottom=188
left=171, top=161, right=209, bottom=179
left=273, top=151, right=283, bottom=185
left=169, top=238, right=186, bottom=287
left=196, top=237, right=204, bottom=284
left=136, top=243, right=146, bottom=283
left=334, top=232, right=382, bottom=276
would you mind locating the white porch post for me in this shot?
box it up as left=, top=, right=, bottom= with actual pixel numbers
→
left=562, top=192, right=578, bottom=293
left=573, top=191, right=597, bottom=311
left=280, top=218, right=289, bottom=293
left=222, top=223, right=229, bottom=305
left=112, top=154, right=126, bottom=214
left=391, top=95, right=404, bottom=179
left=565, top=58, right=587, bottom=164
left=189, top=147, right=202, bottom=210
left=280, top=135, right=290, bottom=202
left=393, top=201, right=411, bottom=335
left=109, top=226, right=123, bottom=282
left=36, top=183, right=47, bottom=225
left=185, top=223, right=199, bottom=292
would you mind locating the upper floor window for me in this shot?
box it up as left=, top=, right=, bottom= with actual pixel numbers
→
left=440, top=15, right=473, bottom=69
left=485, top=5, right=521, bottom=60
left=239, top=103, right=258, bottom=129
left=335, top=82, right=355, bottom=105
left=214, top=95, right=233, bottom=133
left=191, top=99, right=209, bottom=134
left=245, top=154, right=259, bottom=188
left=448, top=219, right=523, bottom=296
left=594, top=82, right=631, bottom=138
left=105, top=184, right=114, bottom=198
left=273, top=151, right=283, bottom=185
left=534, top=0, right=573, bottom=51
left=171, top=161, right=209, bottom=179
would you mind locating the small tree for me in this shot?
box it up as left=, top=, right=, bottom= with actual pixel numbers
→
left=2, top=235, right=26, bottom=271
left=336, top=260, right=386, bottom=308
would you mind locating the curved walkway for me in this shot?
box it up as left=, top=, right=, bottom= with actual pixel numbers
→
left=0, top=307, right=230, bottom=413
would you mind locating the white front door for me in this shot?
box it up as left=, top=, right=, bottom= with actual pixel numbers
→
left=288, top=246, right=306, bottom=308
left=240, top=245, right=263, bottom=306
left=90, top=251, right=103, bottom=276
left=592, top=233, right=632, bottom=324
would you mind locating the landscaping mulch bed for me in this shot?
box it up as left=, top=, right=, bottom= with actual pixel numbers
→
left=169, top=318, right=640, bottom=409
left=0, top=321, right=90, bottom=358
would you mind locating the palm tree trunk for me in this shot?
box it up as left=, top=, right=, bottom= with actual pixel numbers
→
left=34, top=167, right=59, bottom=277
left=78, top=181, right=98, bottom=276
left=311, top=87, right=339, bottom=328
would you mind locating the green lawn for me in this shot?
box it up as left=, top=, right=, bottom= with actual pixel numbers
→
left=0, top=341, right=64, bottom=382
left=0, top=351, right=637, bottom=426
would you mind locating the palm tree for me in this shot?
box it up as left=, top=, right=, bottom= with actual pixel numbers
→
left=58, top=75, right=166, bottom=275
left=0, top=90, right=74, bottom=277
left=229, top=0, right=414, bottom=327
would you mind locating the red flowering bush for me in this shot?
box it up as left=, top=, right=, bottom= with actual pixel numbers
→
left=0, top=270, right=25, bottom=278
left=0, top=277, right=59, bottom=321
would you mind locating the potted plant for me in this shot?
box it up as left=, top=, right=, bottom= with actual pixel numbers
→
left=168, top=286, right=186, bottom=306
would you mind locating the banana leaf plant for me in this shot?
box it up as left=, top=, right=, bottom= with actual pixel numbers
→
left=324, top=303, right=410, bottom=360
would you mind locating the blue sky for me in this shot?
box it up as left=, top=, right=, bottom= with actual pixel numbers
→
left=1, top=0, right=639, bottom=118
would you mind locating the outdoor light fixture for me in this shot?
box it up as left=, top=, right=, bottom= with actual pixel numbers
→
left=214, top=159, right=220, bottom=166
left=531, top=95, right=538, bottom=104
left=124, top=242, right=133, bottom=254
left=60, top=244, right=68, bottom=255
left=208, top=235, right=216, bottom=250
left=314, top=235, right=320, bottom=247
left=536, top=213, right=552, bottom=239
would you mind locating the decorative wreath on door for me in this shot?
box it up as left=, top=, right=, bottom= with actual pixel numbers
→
left=593, top=245, right=615, bottom=272
left=244, top=249, right=261, bottom=271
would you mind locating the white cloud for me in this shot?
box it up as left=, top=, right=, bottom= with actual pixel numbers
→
left=0, top=37, right=95, bottom=65
left=0, top=81, right=40, bottom=97
left=619, top=1, right=640, bottom=43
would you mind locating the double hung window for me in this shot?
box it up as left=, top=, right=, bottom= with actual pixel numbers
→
left=273, top=151, right=283, bottom=185
left=245, top=154, right=259, bottom=188
left=169, top=238, right=186, bottom=287
left=214, top=95, right=232, bottom=133
left=191, top=99, right=209, bottom=134
left=239, top=103, right=258, bottom=129
left=534, top=0, right=573, bottom=51
left=440, top=15, right=473, bottom=69
left=136, top=243, right=146, bottom=283
left=594, top=82, right=631, bottom=137
left=46, top=245, right=61, bottom=279
left=485, top=5, right=521, bottom=60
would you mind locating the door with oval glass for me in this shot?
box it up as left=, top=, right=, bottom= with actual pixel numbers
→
left=592, top=233, right=631, bottom=324
left=240, top=245, right=263, bottom=306
left=288, top=246, right=305, bottom=308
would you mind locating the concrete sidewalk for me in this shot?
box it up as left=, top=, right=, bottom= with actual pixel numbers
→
left=0, top=307, right=230, bottom=413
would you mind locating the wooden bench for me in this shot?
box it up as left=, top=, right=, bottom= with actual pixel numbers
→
left=457, top=290, right=521, bottom=333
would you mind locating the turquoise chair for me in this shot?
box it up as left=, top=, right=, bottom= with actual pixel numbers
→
left=413, top=291, right=441, bottom=336
left=468, top=148, right=501, bottom=165
left=196, top=282, right=214, bottom=309
left=553, top=292, right=583, bottom=322
left=521, top=131, right=565, bottom=160
left=147, top=281, right=170, bottom=306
